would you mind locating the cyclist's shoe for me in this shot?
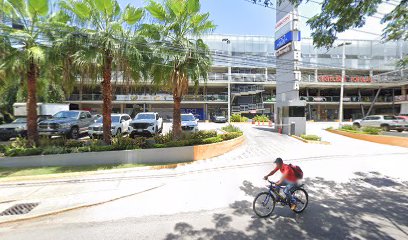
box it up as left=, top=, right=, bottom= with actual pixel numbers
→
left=290, top=203, right=297, bottom=211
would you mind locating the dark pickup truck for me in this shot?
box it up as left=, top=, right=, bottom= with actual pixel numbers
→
left=38, top=110, right=96, bottom=139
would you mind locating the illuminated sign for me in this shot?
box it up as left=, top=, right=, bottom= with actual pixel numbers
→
left=275, top=12, right=293, bottom=31
left=318, top=75, right=372, bottom=83
left=274, top=31, right=301, bottom=50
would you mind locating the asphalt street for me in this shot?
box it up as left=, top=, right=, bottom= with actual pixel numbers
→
left=0, top=123, right=407, bottom=240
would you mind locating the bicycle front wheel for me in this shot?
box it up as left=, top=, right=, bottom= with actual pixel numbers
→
left=253, top=192, right=276, bottom=218
left=292, top=188, right=308, bottom=213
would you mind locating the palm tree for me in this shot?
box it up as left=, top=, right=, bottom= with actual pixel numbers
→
left=0, top=0, right=64, bottom=145
left=60, top=0, right=145, bottom=144
left=143, top=0, right=215, bottom=139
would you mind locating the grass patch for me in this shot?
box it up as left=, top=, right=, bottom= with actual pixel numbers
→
left=0, top=162, right=184, bottom=179
left=337, top=125, right=381, bottom=135
left=300, top=134, right=321, bottom=141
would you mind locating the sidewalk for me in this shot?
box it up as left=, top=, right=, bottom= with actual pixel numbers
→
left=0, top=177, right=164, bottom=224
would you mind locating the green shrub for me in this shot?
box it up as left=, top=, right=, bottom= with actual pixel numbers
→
left=201, top=136, right=223, bottom=144
left=362, top=126, right=381, bottom=135
left=10, top=137, right=30, bottom=148
left=253, top=115, right=270, bottom=122
left=90, top=145, right=116, bottom=152
left=188, top=130, right=217, bottom=139
left=0, top=144, right=6, bottom=153
left=340, top=125, right=357, bottom=131
left=37, top=137, right=65, bottom=147
left=221, top=132, right=243, bottom=140
left=152, top=143, right=166, bottom=148
left=231, top=114, right=248, bottom=122
left=153, top=131, right=173, bottom=144
left=65, top=139, right=84, bottom=148
left=112, top=136, right=139, bottom=150
left=300, top=134, right=321, bottom=141
left=5, top=147, right=43, bottom=157
left=222, top=125, right=242, bottom=133
left=164, top=140, right=189, bottom=148
left=42, top=146, right=68, bottom=155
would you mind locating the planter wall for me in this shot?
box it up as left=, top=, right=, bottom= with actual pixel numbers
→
left=0, top=135, right=245, bottom=168
left=327, top=129, right=408, bottom=148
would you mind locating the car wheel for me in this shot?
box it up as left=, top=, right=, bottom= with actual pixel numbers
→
left=353, top=123, right=360, bottom=128
left=158, top=124, right=163, bottom=134
left=397, top=129, right=403, bottom=133
left=381, top=125, right=390, bottom=132
left=0, top=137, right=10, bottom=141
left=116, top=128, right=121, bottom=136
left=70, top=127, right=80, bottom=139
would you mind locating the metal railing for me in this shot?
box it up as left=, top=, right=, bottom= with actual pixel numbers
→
left=232, top=103, right=265, bottom=113
left=394, top=95, right=408, bottom=102
left=67, top=94, right=228, bottom=102
left=299, top=96, right=395, bottom=102
left=232, top=85, right=264, bottom=94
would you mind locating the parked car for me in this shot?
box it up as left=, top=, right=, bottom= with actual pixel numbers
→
left=38, top=110, right=96, bottom=139
left=129, top=112, right=163, bottom=137
left=88, top=114, right=132, bottom=138
left=353, top=115, right=408, bottom=132
left=181, top=113, right=199, bottom=132
left=0, top=116, right=51, bottom=141
left=397, top=114, right=408, bottom=121
left=212, top=115, right=227, bottom=123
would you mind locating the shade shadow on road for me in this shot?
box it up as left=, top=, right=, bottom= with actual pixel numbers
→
left=163, top=172, right=408, bottom=240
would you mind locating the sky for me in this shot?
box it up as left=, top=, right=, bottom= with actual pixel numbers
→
left=112, top=0, right=393, bottom=40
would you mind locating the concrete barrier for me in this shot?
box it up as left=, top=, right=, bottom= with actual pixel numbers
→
left=327, top=129, right=408, bottom=148
left=0, top=135, right=245, bottom=168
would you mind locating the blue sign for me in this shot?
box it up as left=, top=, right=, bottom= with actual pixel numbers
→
left=274, top=31, right=301, bottom=50
left=181, top=108, right=205, bottom=120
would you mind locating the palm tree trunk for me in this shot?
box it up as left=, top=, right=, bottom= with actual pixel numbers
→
left=27, top=60, right=38, bottom=146
left=172, top=95, right=182, bottom=139
left=102, top=51, right=113, bottom=144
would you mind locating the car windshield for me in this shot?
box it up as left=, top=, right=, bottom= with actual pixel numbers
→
left=384, top=116, right=397, bottom=120
left=53, top=111, right=79, bottom=119
left=13, top=118, right=27, bottom=123
left=181, top=115, right=195, bottom=121
left=96, top=116, right=120, bottom=123
left=136, top=114, right=155, bottom=120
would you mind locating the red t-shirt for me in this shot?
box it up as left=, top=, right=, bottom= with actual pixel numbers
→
left=277, top=164, right=298, bottom=182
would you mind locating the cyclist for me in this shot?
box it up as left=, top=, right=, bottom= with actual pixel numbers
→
left=263, top=157, right=299, bottom=210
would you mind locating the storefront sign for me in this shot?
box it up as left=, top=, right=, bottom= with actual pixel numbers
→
left=274, top=31, right=301, bottom=50
left=275, top=12, right=293, bottom=31
left=275, top=21, right=292, bottom=40
left=276, top=42, right=292, bottom=57
left=318, top=75, right=372, bottom=83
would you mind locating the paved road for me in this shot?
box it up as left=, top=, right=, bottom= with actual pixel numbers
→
left=1, top=123, right=407, bottom=240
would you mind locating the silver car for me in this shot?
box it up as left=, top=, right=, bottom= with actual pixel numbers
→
left=88, top=114, right=132, bottom=138
left=353, top=115, right=408, bottom=132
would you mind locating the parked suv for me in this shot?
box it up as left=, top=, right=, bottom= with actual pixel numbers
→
left=129, top=112, right=163, bottom=137
left=0, top=117, right=51, bottom=141
left=181, top=113, right=199, bottom=132
left=353, top=115, right=408, bottom=132
left=38, top=110, right=95, bottom=139
left=88, top=114, right=132, bottom=138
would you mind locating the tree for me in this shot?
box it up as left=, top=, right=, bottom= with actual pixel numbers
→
left=282, top=0, right=407, bottom=66
left=61, top=0, right=145, bottom=144
left=0, top=0, right=66, bottom=145
left=143, top=0, right=215, bottom=139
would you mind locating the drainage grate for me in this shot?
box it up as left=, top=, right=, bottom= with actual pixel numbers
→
left=0, top=203, right=39, bottom=216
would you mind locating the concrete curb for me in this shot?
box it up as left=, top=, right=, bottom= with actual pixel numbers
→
left=327, top=129, right=408, bottom=148
left=0, top=184, right=164, bottom=225
left=290, top=135, right=331, bottom=145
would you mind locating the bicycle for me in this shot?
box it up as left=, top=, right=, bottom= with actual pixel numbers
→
left=253, top=180, right=309, bottom=218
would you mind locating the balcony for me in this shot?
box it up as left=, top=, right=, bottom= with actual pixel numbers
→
left=300, top=96, right=394, bottom=103
left=394, top=95, right=408, bottom=102
left=67, top=94, right=228, bottom=102
left=206, top=73, right=275, bottom=82
left=232, top=85, right=264, bottom=95
left=232, top=103, right=265, bottom=113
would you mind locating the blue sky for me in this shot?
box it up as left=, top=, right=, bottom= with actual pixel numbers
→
left=103, top=0, right=389, bottom=40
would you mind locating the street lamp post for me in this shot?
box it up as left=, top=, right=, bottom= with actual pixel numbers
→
left=222, top=38, right=231, bottom=123
left=338, top=42, right=351, bottom=127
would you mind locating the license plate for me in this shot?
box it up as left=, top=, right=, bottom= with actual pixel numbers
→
left=137, top=129, right=143, bottom=132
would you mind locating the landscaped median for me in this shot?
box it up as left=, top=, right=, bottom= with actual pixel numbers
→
left=326, top=126, right=408, bottom=148
left=291, top=134, right=330, bottom=144
left=0, top=126, right=245, bottom=169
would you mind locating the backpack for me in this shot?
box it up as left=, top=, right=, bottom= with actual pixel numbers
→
left=289, top=164, right=303, bottom=179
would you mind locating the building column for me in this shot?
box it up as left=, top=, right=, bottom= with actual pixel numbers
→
left=120, top=103, right=124, bottom=113
left=402, top=86, right=407, bottom=96
left=204, top=103, right=208, bottom=120
left=317, top=89, right=321, bottom=121
left=314, top=69, right=318, bottom=82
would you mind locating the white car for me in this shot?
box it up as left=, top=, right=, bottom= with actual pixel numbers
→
left=353, top=115, right=407, bottom=132
left=181, top=113, right=199, bottom=132
left=88, top=114, right=132, bottom=138
left=129, top=112, right=163, bottom=137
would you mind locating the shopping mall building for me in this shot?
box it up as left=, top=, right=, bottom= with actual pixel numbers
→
left=66, top=34, right=408, bottom=121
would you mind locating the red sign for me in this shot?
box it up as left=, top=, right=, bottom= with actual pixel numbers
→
left=318, top=75, right=372, bottom=83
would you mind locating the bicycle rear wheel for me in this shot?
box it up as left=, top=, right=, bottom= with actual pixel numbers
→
left=253, top=192, right=276, bottom=218
left=292, top=188, right=308, bottom=213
